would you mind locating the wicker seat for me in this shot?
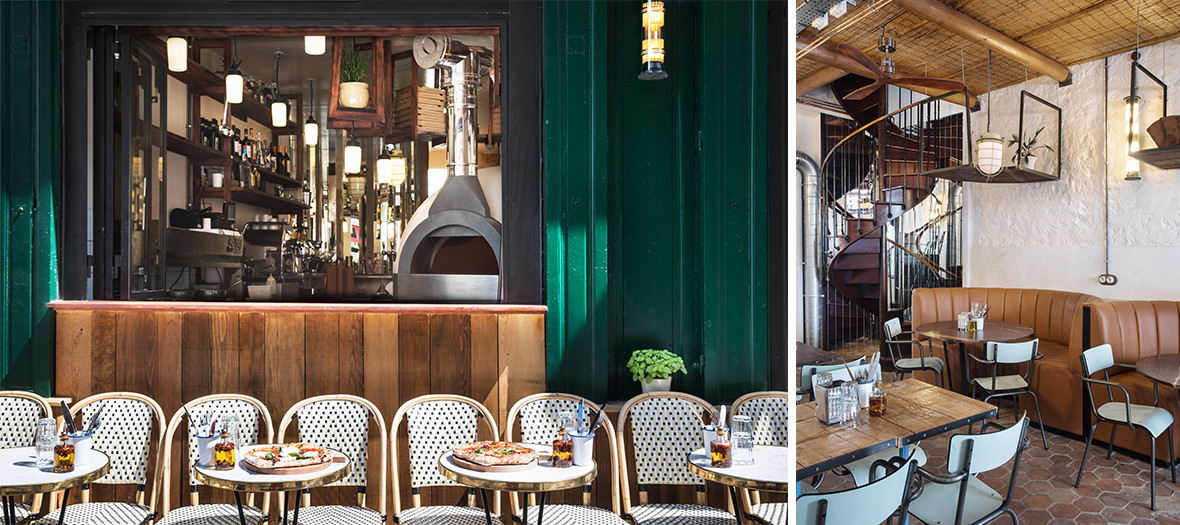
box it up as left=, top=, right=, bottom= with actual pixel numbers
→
left=0, top=391, right=53, bottom=523
left=277, top=395, right=387, bottom=524
left=732, top=391, right=789, bottom=525
left=617, top=392, right=737, bottom=525
left=155, top=394, right=274, bottom=525
left=32, top=392, right=166, bottom=525
left=505, top=393, right=628, bottom=525
left=391, top=394, right=504, bottom=525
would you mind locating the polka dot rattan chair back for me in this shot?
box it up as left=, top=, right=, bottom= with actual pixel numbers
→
left=67, top=392, right=167, bottom=513
left=615, top=391, right=717, bottom=513
left=0, top=391, right=53, bottom=515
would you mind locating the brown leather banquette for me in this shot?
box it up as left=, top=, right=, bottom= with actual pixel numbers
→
left=1081, top=301, right=1180, bottom=462
left=910, top=287, right=1103, bottom=436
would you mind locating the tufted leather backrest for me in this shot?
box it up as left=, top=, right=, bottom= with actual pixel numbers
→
left=912, top=287, right=1102, bottom=350
left=1083, top=301, right=1180, bottom=365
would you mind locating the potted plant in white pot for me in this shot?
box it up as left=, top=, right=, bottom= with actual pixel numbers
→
left=338, top=43, right=372, bottom=108
left=627, top=348, right=688, bottom=393
left=1007, top=126, right=1053, bottom=170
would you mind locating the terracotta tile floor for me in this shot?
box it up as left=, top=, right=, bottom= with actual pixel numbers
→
left=813, top=406, right=1180, bottom=524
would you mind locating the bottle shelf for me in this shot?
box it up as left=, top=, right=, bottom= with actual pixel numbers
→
left=232, top=160, right=300, bottom=188
left=198, top=187, right=310, bottom=215
left=166, top=131, right=230, bottom=165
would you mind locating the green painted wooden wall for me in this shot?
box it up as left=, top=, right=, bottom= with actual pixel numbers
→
left=545, top=0, right=768, bottom=403
left=0, top=0, right=60, bottom=395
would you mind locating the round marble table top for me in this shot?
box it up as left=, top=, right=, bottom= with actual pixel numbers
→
left=0, top=447, right=111, bottom=496
left=686, top=445, right=789, bottom=493
left=193, top=446, right=350, bottom=493
left=1137, top=354, right=1180, bottom=389
left=438, top=443, right=597, bottom=493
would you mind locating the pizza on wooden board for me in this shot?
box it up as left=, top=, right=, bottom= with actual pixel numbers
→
left=244, top=443, right=332, bottom=470
left=453, top=441, right=538, bottom=466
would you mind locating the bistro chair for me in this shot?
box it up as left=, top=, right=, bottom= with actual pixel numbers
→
left=732, top=391, right=788, bottom=524
left=33, top=392, right=166, bottom=525
left=0, top=391, right=54, bottom=522
left=616, top=392, right=737, bottom=525
left=799, top=356, right=865, bottom=402
left=967, top=339, right=1048, bottom=449
left=883, top=317, right=944, bottom=388
left=907, top=415, right=1030, bottom=525
left=391, top=394, right=504, bottom=525
left=277, top=394, right=387, bottom=524
left=1076, top=344, right=1176, bottom=510
left=504, top=393, right=627, bottom=525
left=155, top=394, right=274, bottom=525
left=796, top=457, right=918, bottom=525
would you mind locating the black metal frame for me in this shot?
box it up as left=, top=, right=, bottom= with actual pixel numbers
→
left=767, top=0, right=787, bottom=391
left=60, top=1, right=544, bottom=304
left=1016, top=90, right=1063, bottom=179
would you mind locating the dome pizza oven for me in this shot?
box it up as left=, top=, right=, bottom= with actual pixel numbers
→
left=397, top=36, right=501, bottom=302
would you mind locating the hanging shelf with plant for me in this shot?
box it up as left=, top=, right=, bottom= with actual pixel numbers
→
left=328, top=36, right=391, bottom=135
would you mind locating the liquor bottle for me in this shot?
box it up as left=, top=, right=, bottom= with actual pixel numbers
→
left=232, top=127, right=241, bottom=160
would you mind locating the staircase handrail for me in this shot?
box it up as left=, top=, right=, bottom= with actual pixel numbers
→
left=886, top=238, right=959, bottom=280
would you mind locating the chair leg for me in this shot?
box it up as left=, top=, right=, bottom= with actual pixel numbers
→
left=1027, top=392, right=1049, bottom=449
left=1151, top=436, right=1157, bottom=511
left=1003, top=506, right=1021, bottom=525
left=1107, top=425, right=1118, bottom=460
left=1076, top=422, right=1100, bottom=488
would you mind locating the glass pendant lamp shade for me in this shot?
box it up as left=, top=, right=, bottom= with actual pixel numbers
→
left=271, top=98, right=288, bottom=128
left=376, top=150, right=393, bottom=184
left=390, top=154, right=407, bottom=186
left=1126, top=95, right=1141, bottom=179
left=167, top=37, right=187, bottom=72
left=225, top=69, right=244, bottom=104
left=345, top=137, right=362, bottom=174
left=976, top=132, right=1004, bottom=175
left=305, top=36, right=326, bottom=56
left=304, top=117, right=318, bottom=147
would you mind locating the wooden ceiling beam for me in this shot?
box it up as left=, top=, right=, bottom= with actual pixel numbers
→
left=890, top=0, right=1071, bottom=83
left=798, top=67, right=848, bottom=96
left=796, top=40, right=979, bottom=107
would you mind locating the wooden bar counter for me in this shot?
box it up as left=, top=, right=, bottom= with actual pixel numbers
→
left=49, top=300, right=546, bottom=517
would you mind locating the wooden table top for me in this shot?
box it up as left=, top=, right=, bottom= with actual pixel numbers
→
left=795, top=378, right=997, bottom=480
left=1137, top=354, right=1180, bottom=389
left=796, top=342, right=841, bottom=366
left=913, top=320, right=1034, bottom=345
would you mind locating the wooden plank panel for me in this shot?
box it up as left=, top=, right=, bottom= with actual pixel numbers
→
left=239, top=312, right=267, bottom=412
left=429, top=314, right=470, bottom=396
left=499, top=314, right=546, bottom=421
left=265, top=313, right=305, bottom=432
left=397, top=314, right=431, bottom=401
left=469, top=314, right=500, bottom=431
left=116, top=311, right=157, bottom=395
left=363, top=313, right=398, bottom=516
left=90, top=310, right=117, bottom=395
left=210, top=312, right=240, bottom=395
left=180, top=312, right=212, bottom=406
left=339, top=313, right=364, bottom=397
left=304, top=312, right=340, bottom=397
left=55, top=310, right=93, bottom=400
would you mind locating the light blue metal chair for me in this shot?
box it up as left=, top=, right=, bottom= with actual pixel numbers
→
left=1075, top=344, right=1175, bottom=510
left=968, top=339, right=1048, bottom=449
left=908, top=415, right=1030, bottom=525
left=883, top=317, right=945, bottom=388
left=799, top=357, right=866, bottom=401
left=796, top=456, right=917, bottom=525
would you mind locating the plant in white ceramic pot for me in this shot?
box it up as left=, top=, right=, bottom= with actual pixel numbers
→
left=1007, top=126, right=1053, bottom=170
left=338, top=44, right=372, bottom=108
left=627, top=349, right=688, bottom=393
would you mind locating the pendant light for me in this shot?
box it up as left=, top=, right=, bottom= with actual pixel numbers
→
left=639, top=0, right=668, bottom=81
left=976, top=50, right=1003, bottom=176
left=167, top=37, right=187, bottom=72
left=390, top=146, right=407, bottom=186
left=376, top=144, right=408, bottom=186
left=226, top=38, right=243, bottom=104
left=271, top=52, right=288, bottom=128
left=304, top=79, right=319, bottom=147
left=304, top=36, right=326, bottom=56
left=345, top=126, right=362, bottom=174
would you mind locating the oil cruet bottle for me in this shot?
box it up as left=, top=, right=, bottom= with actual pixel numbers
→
left=869, top=380, right=888, bottom=417
left=213, top=430, right=236, bottom=470
left=54, top=434, right=75, bottom=473
left=710, top=426, right=732, bottom=468
left=552, top=428, right=573, bottom=468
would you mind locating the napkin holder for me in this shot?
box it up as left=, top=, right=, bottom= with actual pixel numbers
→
left=813, top=373, right=844, bottom=425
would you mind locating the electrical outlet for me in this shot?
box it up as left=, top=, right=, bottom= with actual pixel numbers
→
left=1098, top=274, right=1118, bottom=285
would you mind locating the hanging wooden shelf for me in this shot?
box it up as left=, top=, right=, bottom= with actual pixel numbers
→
left=923, top=165, right=1060, bottom=184
left=328, top=37, right=391, bottom=135
left=1130, top=145, right=1180, bottom=170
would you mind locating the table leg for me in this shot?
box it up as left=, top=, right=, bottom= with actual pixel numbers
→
left=3, top=496, right=11, bottom=525
left=537, top=492, right=546, bottom=525
left=281, top=490, right=290, bottom=525
left=728, top=486, right=745, bottom=525
left=233, top=491, right=247, bottom=525
left=958, top=342, right=969, bottom=396
left=478, top=488, right=493, bottom=525
left=291, top=490, right=302, bottom=525
left=522, top=493, right=529, bottom=524
left=57, top=488, right=70, bottom=525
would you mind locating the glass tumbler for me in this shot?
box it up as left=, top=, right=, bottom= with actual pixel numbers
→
left=35, top=418, right=57, bottom=471
left=838, top=385, right=858, bottom=430
left=558, top=411, right=576, bottom=435
left=731, top=415, right=754, bottom=466
left=220, top=414, right=241, bottom=450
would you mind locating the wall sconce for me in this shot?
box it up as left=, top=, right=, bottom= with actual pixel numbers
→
left=639, top=0, right=668, bottom=81
left=166, top=37, right=187, bottom=72
left=305, top=36, right=326, bottom=56
left=304, top=80, right=319, bottom=147
left=1126, top=95, right=1141, bottom=180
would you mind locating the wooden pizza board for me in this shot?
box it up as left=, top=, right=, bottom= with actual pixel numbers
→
left=453, top=455, right=538, bottom=473
left=238, top=450, right=346, bottom=476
